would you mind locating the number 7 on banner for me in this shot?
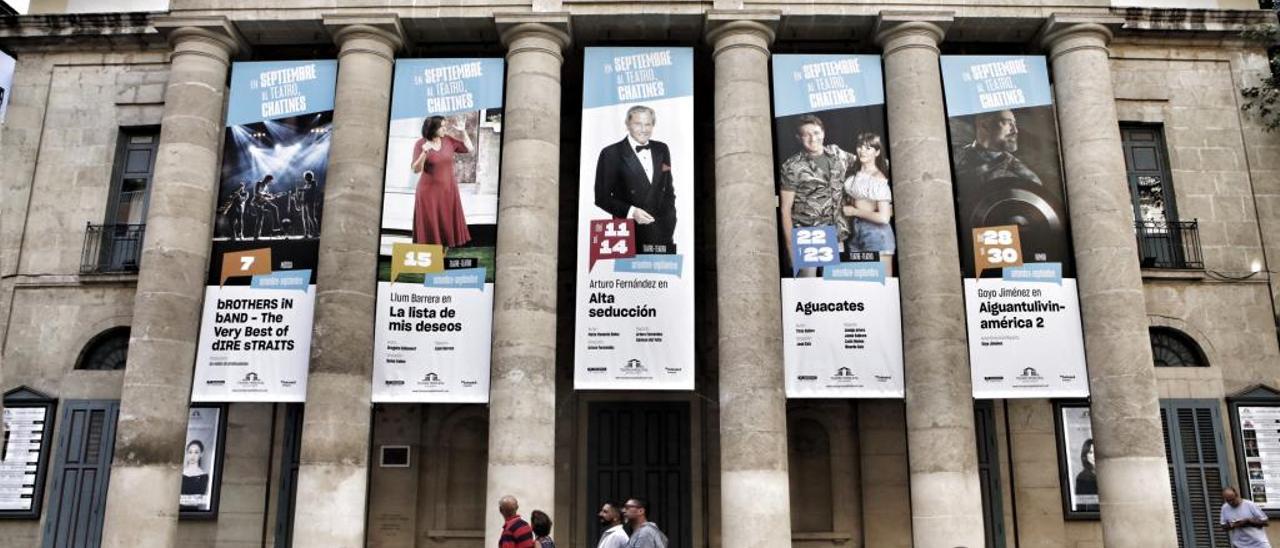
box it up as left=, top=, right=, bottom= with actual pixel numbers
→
left=589, top=218, right=636, bottom=271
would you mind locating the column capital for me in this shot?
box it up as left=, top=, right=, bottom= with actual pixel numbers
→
left=323, top=14, right=406, bottom=60
left=1039, top=14, right=1125, bottom=61
left=705, top=11, right=779, bottom=59
left=153, top=15, right=247, bottom=62
left=875, top=11, right=953, bottom=55
left=496, top=13, right=572, bottom=58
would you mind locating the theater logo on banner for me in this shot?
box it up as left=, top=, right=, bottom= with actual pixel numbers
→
left=574, top=47, right=695, bottom=390
left=371, top=58, right=505, bottom=403
left=771, top=54, right=904, bottom=399
left=192, top=60, right=337, bottom=402
left=940, top=55, right=1089, bottom=398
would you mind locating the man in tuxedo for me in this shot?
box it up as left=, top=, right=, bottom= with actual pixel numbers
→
left=594, top=105, right=677, bottom=254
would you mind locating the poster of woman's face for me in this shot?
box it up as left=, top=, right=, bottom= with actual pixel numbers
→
left=1060, top=404, right=1099, bottom=513
left=180, top=406, right=221, bottom=514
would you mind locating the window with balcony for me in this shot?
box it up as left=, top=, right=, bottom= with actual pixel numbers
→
left=1121, top=124, right=1203, bottom=270
left=81, top=128, right=157, bottom=274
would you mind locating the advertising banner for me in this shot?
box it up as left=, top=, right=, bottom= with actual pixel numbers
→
left=371, top=58, right=505, bottom=403
left=191, top=60, right=337, bottom=402
left=0, top=49, right=13, bottom=124
left=180, top=406, right=222, bottom=514
left=941, top=56, right=1089, bottom=398
left=573, top=47, right=695, bottom=390
left=771, top=54, right=904, bottom=398
left=1238, top=406, right=1280, bottom=509
left=1059, top=404, right=1099, bottom=513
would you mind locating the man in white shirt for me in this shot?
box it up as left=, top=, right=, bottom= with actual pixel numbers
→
left=596, top=501, right=628, bottom=548
left=1222, top=486, right=1272, bottom=548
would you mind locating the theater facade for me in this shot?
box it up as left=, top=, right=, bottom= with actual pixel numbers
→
left=1, top=1, right=1279, bottom=547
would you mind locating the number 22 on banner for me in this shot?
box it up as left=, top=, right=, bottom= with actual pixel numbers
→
left=589, top=219, right=636, bottom=271
left=390, top=242, right=444, bottom=284
left=972, top=225, right=1023, bottom=278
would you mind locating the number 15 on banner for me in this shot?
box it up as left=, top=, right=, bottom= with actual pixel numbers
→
left=390, top=242, right=444, bottom=284
left=589, top=219, right=636, bottom=271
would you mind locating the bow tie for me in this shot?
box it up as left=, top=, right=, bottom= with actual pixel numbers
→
left=634, top=144, right=651, bottom=152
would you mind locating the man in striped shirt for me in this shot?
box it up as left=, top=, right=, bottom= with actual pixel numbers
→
left=497, top=495, right=536, bottom=548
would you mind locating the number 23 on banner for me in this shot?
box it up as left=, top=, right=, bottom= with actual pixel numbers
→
left=390, top=242, right=444, bottom=284
left=589, top=219, right=636, bottom=271
left=972, top=225, right=1023, bottom=278
left=791, top=225, right=839, bottom=271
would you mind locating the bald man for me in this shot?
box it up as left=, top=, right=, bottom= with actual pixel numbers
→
left=1222, top=486, right=1271, bottom=547
left=497, top=495, right=536, bottom=548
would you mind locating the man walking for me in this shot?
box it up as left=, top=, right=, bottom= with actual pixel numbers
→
left=596, top=501, right=628, bottom=548
left=496, top=495, right=536, bottom=548
left=623, top=497, right=668, bottom=548
left=1222, top=486, right=1271, bottom=547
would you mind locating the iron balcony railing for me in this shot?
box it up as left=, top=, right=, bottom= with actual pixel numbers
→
left=80, top=223, right=145, bottom=274
left=1135, top=220, right=1204, bottom=270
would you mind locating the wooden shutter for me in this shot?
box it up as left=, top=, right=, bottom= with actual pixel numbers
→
left=1161, top=400, right=1230, bottom=547
left=42, top=401, right=119, bottom=548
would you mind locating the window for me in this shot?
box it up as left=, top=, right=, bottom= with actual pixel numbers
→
left=1161, top=399, right=1230, bottom=548
left=1151, top=327, right=1209, bottom=368
left=81, top=128, right=158, bottom=274
left=75, top=327, right=130, bottom=371
left=1121, top=124, right=1203, bottom=269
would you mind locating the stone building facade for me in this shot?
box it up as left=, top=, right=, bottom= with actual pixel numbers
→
left=0, top=1, right=1278, bottom=547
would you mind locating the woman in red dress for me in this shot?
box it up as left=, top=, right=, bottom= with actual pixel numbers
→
left=411, top=115, right=473, bottom=247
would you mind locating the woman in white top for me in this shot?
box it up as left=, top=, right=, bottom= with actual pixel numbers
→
left=842, top=132, right=895, bottom=276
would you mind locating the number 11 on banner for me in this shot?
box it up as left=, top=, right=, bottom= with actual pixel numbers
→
left=589, top=219, right=636, bottom=271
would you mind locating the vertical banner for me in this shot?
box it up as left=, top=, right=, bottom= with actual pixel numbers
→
left=372, top=59, right=505, bottom=403
left=0, top=49, right=13, bottom=124
left=179, top=406, right=222, bottom=514
left=940, top=56, right=1089, bottom=398
left=191, top=60, right=337, bottom=402
left=1238, top=406, right=1280, bottom=510
left=574, top=47, right=695, bottom=390
left=771, top=54, right=904, bottom=398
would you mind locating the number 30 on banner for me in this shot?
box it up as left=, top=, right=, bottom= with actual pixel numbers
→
left=972, top=225, right=1023, bottom=278
left=589, top=218, right=636, bottom=271
left=390, top=242, right=444, bottom=283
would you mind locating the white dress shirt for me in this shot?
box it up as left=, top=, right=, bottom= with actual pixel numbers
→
left=597, top=523, right=629, bottom=548
left=627, top=135, right=655, bottom=183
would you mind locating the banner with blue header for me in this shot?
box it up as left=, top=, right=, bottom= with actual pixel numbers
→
left=193, top=60, right=337, bottom=402
left=373, top=58, right=506, bottom=403
left=574, top=47, right=696, bottom=391
left=771, top=54, right=904, bottom=399
left=941, top=55, right=1089, bottom=399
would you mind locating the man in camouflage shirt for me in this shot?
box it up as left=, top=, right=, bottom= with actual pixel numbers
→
left=779, top=114, right=854, bottom=274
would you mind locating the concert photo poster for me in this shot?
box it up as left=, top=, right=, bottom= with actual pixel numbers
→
left=371, top=58, right=505, bottom=403
left=191, top=60, right=337, bottom=402
left=940, top=55, right=1089, bottom=398
left=573, top=47, right=695, bottom=391
left=771, top=54, right=904, bottom=398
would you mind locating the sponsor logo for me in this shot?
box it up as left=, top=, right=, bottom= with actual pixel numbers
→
left=797, top=375, right=818, bottom=381
left=237, top=372, right=264, bottom=388
left=206, top=380, right=226, bottom=385
left=874, top=375, right=892, bottom=382
left=587, top=367, right=607, bottom=372
left=280, top=379, right=296, bottom=387
left=418, top=372, right=445, bottom=387
left=983, top=376, right=1004, bottom=382
left=1016, top=367, right=1043, bottom=382
left=385, top=380, right=405, bottom=386
left=830, top=366, right=857, bottom=382
left=621, top=358, right=648, bottom=376
left=460, top=379, right=478, bottom=387
left=1059, top=374, right=1076, bottom=381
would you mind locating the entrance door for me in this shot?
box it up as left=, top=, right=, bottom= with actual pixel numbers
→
left=587, top=401, right=691, bottom=546
left=42, top=400, right=119, bottom=548
left=975, top=401, right=1006, bottom=548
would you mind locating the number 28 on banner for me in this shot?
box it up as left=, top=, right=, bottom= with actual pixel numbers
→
left=972, top=225, right=1023, bottom=278
left=589, top=219, right=636, bottom=271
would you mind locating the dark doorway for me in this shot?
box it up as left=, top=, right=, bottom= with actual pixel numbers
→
left=587, top=401, right=691, bottom=547
left=975, top=401, right=1007, bottom=548
left=42, top=400, right=119, bottom=548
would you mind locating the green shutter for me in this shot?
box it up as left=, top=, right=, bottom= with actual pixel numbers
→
left=1161, top=400, right=1230, bottom=547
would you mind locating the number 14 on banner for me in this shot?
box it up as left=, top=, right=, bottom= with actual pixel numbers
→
left=589, top=219, right=636, bottom=271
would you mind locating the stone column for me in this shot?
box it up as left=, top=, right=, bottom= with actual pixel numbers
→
left=100, top=17, right=240, bottom=548
left=706, top=14, right=793, bottom=548
left=290, top=16, right=403, bottom=548
left=876, top=13, right=986, bottom=547
left=483, top=15, right=570, bottom=546
left=1042, top=16, right=1179, bottom=546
